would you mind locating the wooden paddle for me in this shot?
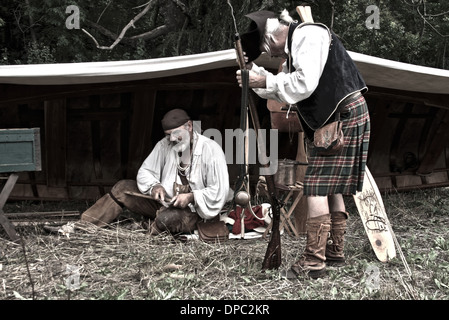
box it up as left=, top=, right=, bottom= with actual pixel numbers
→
left=353, top=167, right=396, bottom=262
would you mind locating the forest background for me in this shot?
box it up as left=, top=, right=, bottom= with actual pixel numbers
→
left=0, top=0, right=448, bottom=70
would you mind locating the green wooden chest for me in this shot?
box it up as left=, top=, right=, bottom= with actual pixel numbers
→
left=0, top=128, right=42, bottom=173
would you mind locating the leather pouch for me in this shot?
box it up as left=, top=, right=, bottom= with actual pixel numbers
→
left=313, top=120, right=344, bottom=156
left=197, top=219, right=229, bottom=243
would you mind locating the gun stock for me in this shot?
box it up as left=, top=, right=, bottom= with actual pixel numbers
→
left=261, top=176, right=282, bottom=270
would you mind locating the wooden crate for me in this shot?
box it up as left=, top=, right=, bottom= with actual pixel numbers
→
left=0, top=128, right=42, bottom=173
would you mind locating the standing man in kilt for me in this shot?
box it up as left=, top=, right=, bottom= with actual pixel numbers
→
left=236, top=9, right=370, bottom=278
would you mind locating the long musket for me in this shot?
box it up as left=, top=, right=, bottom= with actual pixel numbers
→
left=227, top=1, right=282, bottom=270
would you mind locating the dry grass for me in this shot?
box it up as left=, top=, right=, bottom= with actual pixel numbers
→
left=1, top=187, right=449, bottom=301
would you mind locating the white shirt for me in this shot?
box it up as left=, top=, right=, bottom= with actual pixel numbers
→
left=252, top=24, right=331, bottom=105
left=136, top=132, right=232, bottom=220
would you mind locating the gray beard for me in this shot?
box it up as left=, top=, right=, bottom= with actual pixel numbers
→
left=172, top=140, right=190, bottom=154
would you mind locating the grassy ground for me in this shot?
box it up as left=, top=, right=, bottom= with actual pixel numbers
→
left=1, top=187, right=449, bottom=302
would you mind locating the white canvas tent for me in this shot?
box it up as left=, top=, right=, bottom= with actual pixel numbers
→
left=1, top=49, right=449, bottom=95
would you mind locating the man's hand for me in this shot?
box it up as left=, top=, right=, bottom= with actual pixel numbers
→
left=235, top=51, right=253, bottom=69
left=172, top=192, right=194, bottom=209
left=151, top=184, right=167, bottom=202
left=236, top=70, right=266, bottom=89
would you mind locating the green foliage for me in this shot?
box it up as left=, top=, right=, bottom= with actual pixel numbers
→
left=26, top=42, right=56, bottom=64
left=0, top=0, right=448, bottom=69
left=331, top=0, right=449, bottom=68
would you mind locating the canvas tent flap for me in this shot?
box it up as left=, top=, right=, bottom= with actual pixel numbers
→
left=0, top=50, right=238, bottom=86
left=350, top=51, right=449, bottom=95
left=0, top=49, right=448, bottom=95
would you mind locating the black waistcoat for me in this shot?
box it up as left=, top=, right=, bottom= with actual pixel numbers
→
left=287, top=22, right=367, bottom=131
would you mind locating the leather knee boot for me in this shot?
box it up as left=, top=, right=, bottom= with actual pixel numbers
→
left=290, top=214, right=331, bottom=279
left=326, top=211, right=349, bottom=266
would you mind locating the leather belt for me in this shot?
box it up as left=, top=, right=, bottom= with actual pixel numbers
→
left=338, top=92, right=363, bottom=113
left=280, top=91, right=363, bottom=114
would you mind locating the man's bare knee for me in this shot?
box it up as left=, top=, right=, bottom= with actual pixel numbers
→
left=328, top=194, right=345, bottom=212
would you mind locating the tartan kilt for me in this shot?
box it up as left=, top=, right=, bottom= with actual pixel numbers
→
left=304, top=95, right=370, bottom=196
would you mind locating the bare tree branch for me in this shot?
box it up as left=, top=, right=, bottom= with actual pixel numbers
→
left=81, top=28, right=104, bottom=49
left=132, top=1, right=153, bottom=10
left=24, top=0, right=37, bottom=43
left=84, top=19, right=119, bottom=42
left=403, top=0, right=449, bottom=38
left=416, top=5, right=449, bottom=38
left=82, top=0, right=158, bottom=50
left=96, top=0, right=113, bottom=24
left=128, top=25, right=169, bottom=41
left=170, top=0, right=188, bottom=15
left=329, top=0, right=335, bottom=30
left=13, top=4, right=44, bottom=42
